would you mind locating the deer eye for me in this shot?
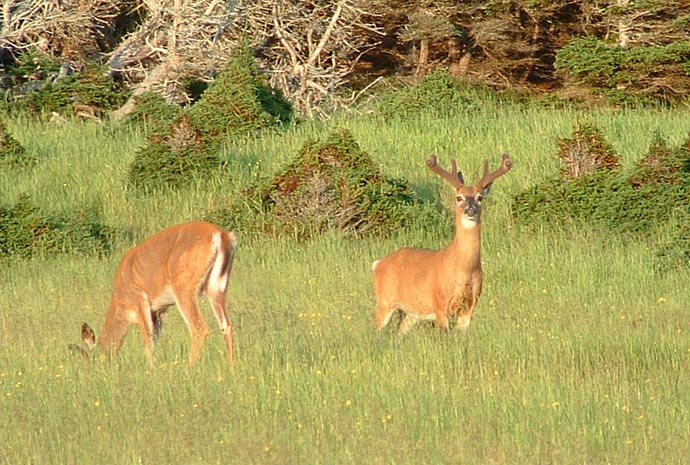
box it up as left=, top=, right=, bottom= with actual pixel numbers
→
left=456, top=194, right=465, bottom=202
left=476, top=194, right=484, bottom=202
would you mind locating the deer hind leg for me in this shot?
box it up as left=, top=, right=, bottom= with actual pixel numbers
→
left=206, top=289, right=235, bottom=364
left=434, top=308, right=450, bottom=331
left=204, top=237, right=236, bottom=365
left=396, top=313, right=420, bottom=337
left=151, top=305, right=174, bottom=342
left=375, top=302, right=397, bottom=331
left=175, top=293, right=209, bottom=366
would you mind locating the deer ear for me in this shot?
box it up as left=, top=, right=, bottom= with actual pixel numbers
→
left=457, top=171, right=464, bottom=185
left=481, top=183, right=493, bottom=197
left=81, top=323, right=96, bottom=351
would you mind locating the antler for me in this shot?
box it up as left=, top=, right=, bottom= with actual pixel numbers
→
left=426, top=155, right=464, bottom=188
left=478, top=153, right=512, bottom=189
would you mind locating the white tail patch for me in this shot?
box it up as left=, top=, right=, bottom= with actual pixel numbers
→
left=371, top=260, right=380, bottom=271
left=208, top=232, right=229, bottom=295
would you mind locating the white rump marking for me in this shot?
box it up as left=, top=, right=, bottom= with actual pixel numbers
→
left=207, top=232, right=229, bottom=295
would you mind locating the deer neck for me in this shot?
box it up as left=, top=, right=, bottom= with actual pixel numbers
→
left=445, top=214, right=482, bottom=268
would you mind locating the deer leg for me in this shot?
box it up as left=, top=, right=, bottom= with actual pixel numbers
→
left=207, top=290, right=235, bottom=365
left=176, top=294, right=209, bottom=366
left=97, top=306, right=132, bottom=360
left=151, top=307, right=170, bottom=341
left=456, top=293, right=478, bottom=332
left=137, top=325, right=156, bottom=366
left=456, top=314, right=472, bottom=332
left=435, top=311, right=450, bottom=331
left=375, top=303, right=397, bottom=331
left=137, top=300, right=157, bottom=366
left=396, top=313, right=420, bottom=337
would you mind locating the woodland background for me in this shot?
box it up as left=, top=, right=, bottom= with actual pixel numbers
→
left=1, top=0, right=689, bottom=120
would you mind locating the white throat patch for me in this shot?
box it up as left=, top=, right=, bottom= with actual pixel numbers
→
left=461, top=216, right=479, bottom=229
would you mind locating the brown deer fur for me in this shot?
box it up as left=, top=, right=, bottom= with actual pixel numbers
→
left=373, top=154, right=512, bottom=336
left=76, top=221, right=237, bottom=366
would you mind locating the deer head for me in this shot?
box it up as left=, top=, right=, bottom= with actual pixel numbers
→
left=426, top=153, right=512, bottom=225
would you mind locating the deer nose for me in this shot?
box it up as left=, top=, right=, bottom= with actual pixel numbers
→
left=465, top=204, right=478, bottom=216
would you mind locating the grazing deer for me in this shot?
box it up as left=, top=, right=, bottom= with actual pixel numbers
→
left=372, top=153, right=512, bottom=336
left=70, top=221, right=238, bottom=366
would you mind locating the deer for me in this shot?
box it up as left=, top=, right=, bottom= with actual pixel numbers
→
left=69, top=221, right=238, bottom=366
left=372, top=153, right=512, bottom=336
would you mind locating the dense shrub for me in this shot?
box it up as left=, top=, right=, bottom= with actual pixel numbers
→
left=555, top=37, right=690, bottom=104
left=513, top=123, right=690, bottom=270
left=127, top=44, right=292, bottom=193
left=655, top=205, right=690, bottom=272
left=513, top=121, right=622, bottom=228
left=556, top=121, right=619, bottom=178
left=118, top=92, right=183, bottom=131
left=127, top=115, right=219, bottom=193
left=186, top=43, right=293, bottom=146
left=4, top=63, right=130, bottom=117
left=0, top=118, right=37, bottom=168
left=206, top=128, right=428, bottom=238
left=0, top=195, right=113, bottom=258
left=375, top=69, right=478, bottom=121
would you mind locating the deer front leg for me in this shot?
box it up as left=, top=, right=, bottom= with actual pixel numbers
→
left=137, top=300, right=157, bottom=366
left=375, top=301, right=398, bottom=332
left=434, top=308, right=450, bottom=331
left=453, top=292, right=478, bottom=332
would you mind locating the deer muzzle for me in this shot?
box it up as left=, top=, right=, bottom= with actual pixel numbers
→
left=464, top=201, right=480, bottom=220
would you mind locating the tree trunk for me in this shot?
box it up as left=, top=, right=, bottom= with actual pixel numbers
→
left=415, top=38, right=429, bottom=79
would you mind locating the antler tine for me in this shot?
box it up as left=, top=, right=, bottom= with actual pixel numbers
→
left=478, top=153, right=513, bottom=188
left=426, top=155, right=464, bottom=188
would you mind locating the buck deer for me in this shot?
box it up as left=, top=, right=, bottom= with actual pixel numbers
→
left=70, top=221, right=238, bottom=366
left=372, top=153, right=512, bottom=336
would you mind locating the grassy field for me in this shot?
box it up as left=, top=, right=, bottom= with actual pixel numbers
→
left=1, top=104, right=689, bottom=464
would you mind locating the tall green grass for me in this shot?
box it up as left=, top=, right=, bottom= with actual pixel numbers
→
left=1, top=105, right=689, bottom=464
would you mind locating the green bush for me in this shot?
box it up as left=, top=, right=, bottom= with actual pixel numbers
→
left=555, top=37, right=690, bottom=104
left=187, top=42, right=293, bottom=146
left=556, top=121, right=620, bottom=178
left=0, top=118, right=37, bottom=168
left=118, top=92, right=183, bottom=131
left=512, top=170, right=630, bottom=230
left=127, top=43, right=292, bottom=193
left=127, top=115, right=219, bottom=193
left=206, top=128, right=428, bottom=238
left=555, top=37, right=625, bottom=88
left=4, top=63, right=130, bottom=116
left=375, top=69, right=478, bottom=121
left=0, top=195, right=113, bottom=258
left=513, top=124, right=690, bottom=270
left=513, top=120, right=623, bottom=228
left=4, top=50, right=60, bottom=82
left=655, top=205, right=690, bottom=272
